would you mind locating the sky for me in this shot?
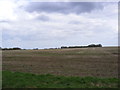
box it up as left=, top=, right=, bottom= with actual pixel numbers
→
left=0, top=0, right=118, bottom=49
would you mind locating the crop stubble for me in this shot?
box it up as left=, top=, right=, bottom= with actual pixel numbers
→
left=2, top=47, right=118, bottom=78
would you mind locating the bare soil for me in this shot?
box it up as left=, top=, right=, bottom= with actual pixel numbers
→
left=2, top=47, right=118, bottom=78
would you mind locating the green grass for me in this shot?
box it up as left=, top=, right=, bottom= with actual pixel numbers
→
left=2, top=71, right=119, bottom=88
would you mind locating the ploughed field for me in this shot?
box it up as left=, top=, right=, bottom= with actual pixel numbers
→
left=2, top=47, right=118, bottom=78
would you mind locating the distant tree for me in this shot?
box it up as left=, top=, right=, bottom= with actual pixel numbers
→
left=87, top=44, right=102, bottom=47
left=97, top=44, right=102, bottom=47
left=88, top=44, right=96, bottom=47
left=13, top=47, right=21, bottom=50
left=61, top=46, right=67, bottom=49
left=2, top=48, right=8, bottom=50
left=2, top=47, right=21, bottom=50
left=33, top=48, right=38, bottom=50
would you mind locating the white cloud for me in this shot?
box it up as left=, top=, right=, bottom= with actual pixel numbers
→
left=1, top=1, right=118, bottom=48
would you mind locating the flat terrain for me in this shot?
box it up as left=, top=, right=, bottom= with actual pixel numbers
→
left=3, top=71, right=119, bottom=88
left=2, top=47, right=118, bottom=78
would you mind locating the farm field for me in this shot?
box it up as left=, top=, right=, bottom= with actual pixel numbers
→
left=2, top=47, right=119, bottom=88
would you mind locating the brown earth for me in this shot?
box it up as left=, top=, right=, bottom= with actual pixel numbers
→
left=2, top=47, right=119, bottom=78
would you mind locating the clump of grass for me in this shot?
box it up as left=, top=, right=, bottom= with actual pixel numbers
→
left=2, top=71, right=119, bottom=88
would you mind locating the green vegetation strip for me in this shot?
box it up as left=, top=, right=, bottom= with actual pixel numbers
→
left=3, top=71, right=119, bottom=88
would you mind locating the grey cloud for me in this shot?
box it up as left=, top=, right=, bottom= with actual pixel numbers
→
left=24, top=2, right=104, bottom=14
left=69, top=20, right=81, bottom=24
left=35, top=15, right=50, bottom=21
left=0, top=20, right=10, bottom=23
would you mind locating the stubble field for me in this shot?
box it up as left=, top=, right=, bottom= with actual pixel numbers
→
left=2, top=47, right=118, bottom=78
left=2, top=47, right=120, bottom=88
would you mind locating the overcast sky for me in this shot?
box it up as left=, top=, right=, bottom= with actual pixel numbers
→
left=0, top=0, right=118, bottom=49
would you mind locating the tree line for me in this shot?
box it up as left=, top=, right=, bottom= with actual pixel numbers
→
left=0, top=44, right=102, bottom=50
left=0, top=47, right=21, bottom=50
left=61, top=44, right=102, bottom=49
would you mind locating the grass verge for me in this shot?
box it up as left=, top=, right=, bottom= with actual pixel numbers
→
left=2, top=71, right=119, bottom=88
